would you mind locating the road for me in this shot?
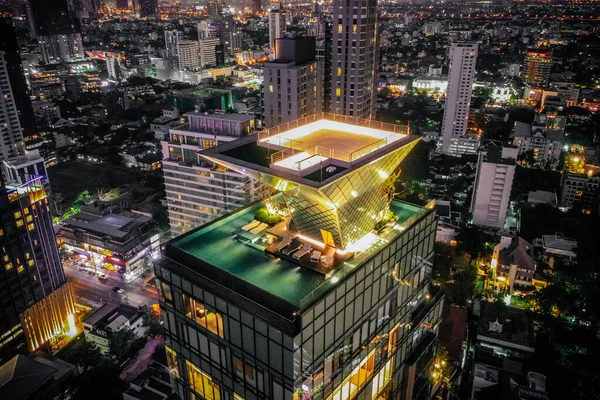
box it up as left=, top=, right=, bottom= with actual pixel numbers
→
left=63, top=260, right=158, bottom=307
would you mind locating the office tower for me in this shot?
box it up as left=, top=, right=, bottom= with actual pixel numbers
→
left=138, top=0, right=158, bottom=18
left=0, top=177, right=76, bottom=363
left=216, top=15, right=240, bottom=57
left=263, top=37, right=323, bottom=127
left=268, top=2, right=286, bottom=51
left=0, top=15, right=36, bottom=149
left=252, top=0, right=261, bottom=14
left=164, top=29, right=181, bottom=58
left=471, top=146, right=518, bottom=229
left=177, top=40, right=200, bottom=70
left=26, top=0, right=84, bottom=64
left=523, top=49, right=553, bottom=88
left=330, top=0, right=378, bottom=119
left=441, top=42, right=478, bottom=155
left=161, top=112, right=261, bottom=236
left=207, top=0, right=224, bottom=17
left=156, top=115, right=444, bottom=400
left=106, top=56, right=122, bottom=81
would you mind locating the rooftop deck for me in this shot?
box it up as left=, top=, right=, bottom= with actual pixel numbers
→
left=169, top=200, right=430, bottom=310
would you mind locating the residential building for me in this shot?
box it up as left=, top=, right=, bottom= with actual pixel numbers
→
left=315, top=15, right=332, bottom=113
left=471, top=146, right=518, bottom=229
left=151, top=108, right=184, bottom=141
left=263, top=37, right=323, bottom=127
left=0, top=177, right=76, bottom=363
left=441, top=42, right=478, bottom=155
left=199, top=38, right=221, bottom=67
left=330, top=0, right=378, bottom=118
left=164, top=30, right=182, bottom=58
left=434, top=200, right=460, bottom=245
left=106, top=56, right=122, bottom=81
left=559, top=148, right=600, bottom=212
left=522, top=49, right=553, bottom=88
left=2, top=149, right=49, bottom=187
left=534, top=233, right=577, bottom=263
left=83, top=303, right=148, bottom=354
left=527, top=190, right=557, bottom=207
left=268, top=2, right=286, bottom=51
left=0, top=16, right=37, bottom=146
left=138, top=0, right=159, bottom=18
left=512, top=113, right=565, bottom=169
left=161, top=112, right=261, bottom=237
left=0, top=48, right=26, bottom=162
left=123, top=361, right=173, bottom=400
left=59, top=202, right=159, bottom=281
left=413, top=76, right=448, bottom=94
left=207, top=1, right=225, bottom=18
left=177, top=40, right=200, bottom=70
left=26, top=0, right=84, bottom=64
left=490, top=236, right=536, bottom=293
left=0, top=353, right=77, bottom=400
left=155, top=114, right=444, bottom=400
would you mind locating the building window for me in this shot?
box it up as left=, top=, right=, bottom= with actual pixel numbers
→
left=328, top=350, right=375, bottom=400
left=336, top=88, right=341, bottom=96
left=184, top=295, right=224, bottom=338
left=13, top=211, right=21, bottom=219
left=16, top=220, right=24, bottom=228
left=186, top=360, right=221, bottom=400
left=234, top=394, right=245, bottom=400
left=161, top=282, right=173, bottom=303
left=166, top=346, right=179, bottom=377
left=338, top=25, right=343, bottom=33
left=233, top=356, right=255, bottom=385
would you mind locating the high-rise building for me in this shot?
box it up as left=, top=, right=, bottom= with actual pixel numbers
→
left=252, top=0, right=261, bottom=14
left=197, top=20, right=218, bottom=40
left=155, top=114, right=444, bottom=400
left=26, top=0, right=84, bottom=64
left=330, top=0, right=378, bottom=119
left=0, top=177, right=76, bottom=363
left=199, top=37, right=220, bottom=67
left=523, top=49, right=552, bottom=88
left=268, top=2, right=286, bottom=51
left=207, top=1, right=224, bottom=17
left=106, top=56, right=122, bottom=81
left=316, top=16, right=333, bottom=113
left=263, top=37, right=323, bottom=127
left=164, top=29, right=182, bottom=59
left=177, top=40, right=200, bottom=70
left=441, top=42, right=478, bottom=155
left=471, top=146, right=518, bottom=229
left=138, top=0, right=158, bottom=18
left=161, top=112, right=262, bottom=237
left=116, top=0, right=129, bottom=10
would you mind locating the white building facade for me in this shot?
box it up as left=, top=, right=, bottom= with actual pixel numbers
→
left=441, top=42, right=478, bottom=154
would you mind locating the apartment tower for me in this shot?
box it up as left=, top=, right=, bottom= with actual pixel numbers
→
left=441, top=42, right=478, bottom=155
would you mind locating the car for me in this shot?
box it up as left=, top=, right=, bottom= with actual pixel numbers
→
left=112, top=287, right=124, bottom=293
left=97, top=273, right=108, bottom=280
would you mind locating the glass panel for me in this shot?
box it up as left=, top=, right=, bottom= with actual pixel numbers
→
left=186, top=360, right=221, bottom=400
left=183, top=295, right=224, bottom=338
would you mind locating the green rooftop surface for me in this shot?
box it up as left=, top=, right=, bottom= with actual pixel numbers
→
left=172, top=200, right=427, bottom=308
left=221, top=141, right=272, bottom=167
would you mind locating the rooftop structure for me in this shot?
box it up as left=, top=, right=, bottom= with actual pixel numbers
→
left=200, top=113, right=415, bottom=251
left=83, top=303, right=147, bottom=354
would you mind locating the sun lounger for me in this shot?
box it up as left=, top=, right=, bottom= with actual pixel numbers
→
left=283, top=239, right=302, bottom=256
left=274, top=236, right=291, bottom=251
left=310, top=251, right=321, bottom=263
left=293, top=244, right=312, bottom=260
left=241, top=220, right=260, bottom=231
left=250, top=223, right=269, bottom=234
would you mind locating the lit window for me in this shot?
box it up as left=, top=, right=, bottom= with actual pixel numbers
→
left=13, top=211, right=21, bottom=219
left=336, top=88, right=341, bottom=96
left=27, top=224, right=35, bottom=231
left=26, top=215, right=33, bottom=222
left=23, top=207, right=29, bottom=215
left=28, top=259, right=34, bottom=267
left=337, top=67, right=342, bottom=76
left=17, top=265, right=24, bottom=273
left=16, top=220, right=23, bottom=228
left=184, top=295, right=224, bottom=338
left=161, top=282, right=173, bottom=302
left=3, top=255, right=8, bottom=262
left=233, top=356, right=255, bottom=384
left=338, top=25, right=342, bottom=33
left=25, top=253, right=30, bottom=259
left=353, top=25, right=357, bottom=32
left=186, top=361, right=221, bottom=400
left=165, top=346, right=179, bottom=377
left=269, top=84, right=273, bottom=93
left=5, top=263, right=12, bottom=271
left=169, top=146, right=174, bottom=152
left=0, top=229, right=3, bottom=236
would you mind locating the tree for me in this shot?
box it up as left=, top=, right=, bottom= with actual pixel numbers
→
left=108, top=327, right=143, bottom=363
left=70, top=339, right=105, bottom=372
left=488, top=299, right=510, bottom=322
left=444, top=266, right=477, bottom=306
left=143, top=305, right=164, bottom=337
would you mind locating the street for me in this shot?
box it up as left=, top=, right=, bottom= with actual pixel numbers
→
left=63, top=258, right=158, bottom=307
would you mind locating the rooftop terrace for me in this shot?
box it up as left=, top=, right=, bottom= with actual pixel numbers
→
left=167, top=199, right=431, bottom=313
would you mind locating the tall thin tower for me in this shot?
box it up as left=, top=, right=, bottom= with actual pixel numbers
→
left=441, top=42, right=478, bottom=155
left=330, top=0, right=378, bottom=119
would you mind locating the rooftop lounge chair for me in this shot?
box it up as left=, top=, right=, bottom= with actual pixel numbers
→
left=274, top=236, right=292, bottom=252
left=282, top=239, right=303, bottom=256
left=293, top=244, right=312, bottom=260
left=241, top=220, right=260, bottom=231
left=310, top=251, right=322, bottom=263
left=250, top=222, right=269, bottom=234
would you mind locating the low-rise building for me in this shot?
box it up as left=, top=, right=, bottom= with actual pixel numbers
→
left=527, top=190, right=557, bottom=207
left=59, top=202, right=159, bottom=281
left=150, top=108, right=184, bottom=141
left=534, top=233, right=577, bottom=265
left=513, top=113, right=564, bottom=169
left=83, top=303, right=147, bottom=354
left=491, top=236, right=536, bottom=293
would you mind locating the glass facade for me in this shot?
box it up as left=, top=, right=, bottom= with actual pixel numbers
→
left=156, top=202, right=443, bottom=400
